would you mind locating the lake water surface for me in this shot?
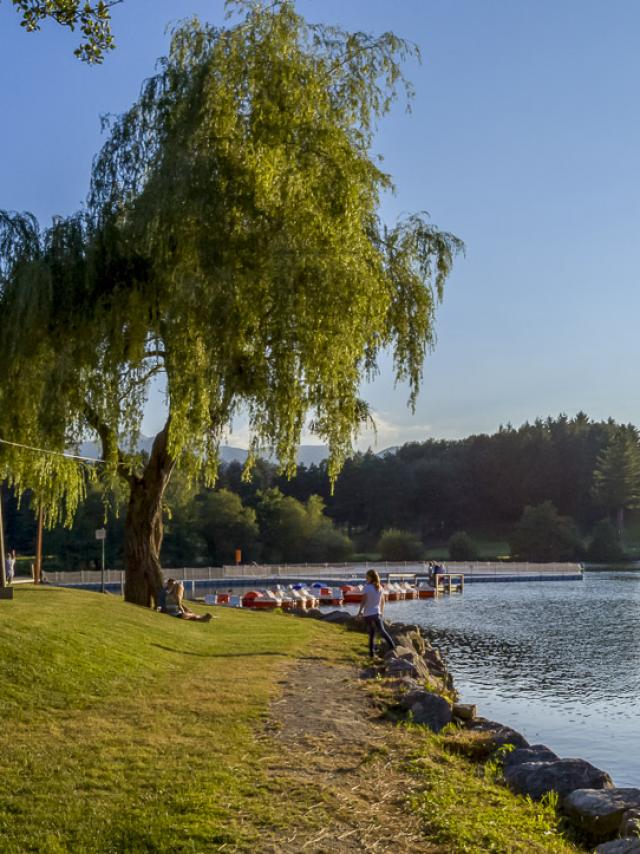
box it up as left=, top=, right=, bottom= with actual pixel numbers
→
left=393, top=570, right=640, bottom=786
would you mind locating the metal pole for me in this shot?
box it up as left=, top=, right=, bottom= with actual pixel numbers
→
left=101, top=534, right=105, bottom=593
left=35, top=506, right=44, bottom=584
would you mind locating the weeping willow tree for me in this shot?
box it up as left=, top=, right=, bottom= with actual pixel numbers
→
left=0, top=0, right=462, bottom=606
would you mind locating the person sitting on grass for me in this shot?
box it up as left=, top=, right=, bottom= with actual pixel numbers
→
left=157, top=576, right=174, bottom=612
left=164, top=580, right=212, bottom=622
left=357, top=569, right=396, bottom=658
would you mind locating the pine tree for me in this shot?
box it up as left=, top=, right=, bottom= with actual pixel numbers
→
left=592, top=425, right=640, bottom=533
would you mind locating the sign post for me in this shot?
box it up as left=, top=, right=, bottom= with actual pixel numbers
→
left=95, top=528, right=107, bottom=592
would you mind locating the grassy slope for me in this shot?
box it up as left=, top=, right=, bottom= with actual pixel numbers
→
left=0, top=586, right=360, bottom=853
left=0, top=587, right=582, bottom=853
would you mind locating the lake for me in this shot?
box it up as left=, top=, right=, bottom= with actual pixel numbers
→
left=393, top=570, right=640, bottom=786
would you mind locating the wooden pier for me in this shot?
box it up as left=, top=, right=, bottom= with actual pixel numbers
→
left=433, top=572, right=464, bottom=595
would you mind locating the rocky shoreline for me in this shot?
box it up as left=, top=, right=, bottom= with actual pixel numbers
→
left=289, top=607, right=640, bottom=852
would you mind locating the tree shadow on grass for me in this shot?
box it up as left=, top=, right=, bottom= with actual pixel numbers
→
left=150, top=643, right=291, bottom=657
left=150, top=646, right=358, bottom=666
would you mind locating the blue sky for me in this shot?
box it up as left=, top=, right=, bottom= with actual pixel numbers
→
left=2, top=0, right=639, bottom=450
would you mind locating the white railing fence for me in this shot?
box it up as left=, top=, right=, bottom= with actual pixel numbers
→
left=41, top=560, right=582, bottom=586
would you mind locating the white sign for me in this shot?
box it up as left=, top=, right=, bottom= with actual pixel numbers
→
left=95, top=528, right=107, bottom=541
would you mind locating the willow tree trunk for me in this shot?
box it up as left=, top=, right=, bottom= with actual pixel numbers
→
left=123, top=425, right=175, bottom=607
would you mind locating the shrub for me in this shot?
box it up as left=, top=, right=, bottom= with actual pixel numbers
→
left=587, top=518, right=625, bottom=562
left=377, top=528, right=424, bottom=561
left=509, top=501, right=582, bottom=562
left=448, top=531, right=478, bottom=561
left=306, top=525, right=354, bottom=562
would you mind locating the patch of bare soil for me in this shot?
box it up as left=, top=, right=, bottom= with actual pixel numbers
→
left=258, top=657, right=443, bottom=853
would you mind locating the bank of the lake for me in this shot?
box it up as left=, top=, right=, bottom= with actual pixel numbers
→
left=393, top=569, right=640, bottom=787
left=0, top=586, right=584, bottom=853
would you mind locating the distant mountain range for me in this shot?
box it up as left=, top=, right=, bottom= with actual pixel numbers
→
left=78, top=437, right=331, bottom=467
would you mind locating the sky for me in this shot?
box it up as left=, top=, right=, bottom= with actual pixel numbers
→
left=2, top=0, right=640, bottom=451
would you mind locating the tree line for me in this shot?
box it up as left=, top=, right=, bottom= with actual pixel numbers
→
left=4, top=412, right=640, bottom=570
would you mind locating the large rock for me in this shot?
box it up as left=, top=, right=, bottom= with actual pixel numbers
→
left=563, top=789, right=640, bottom=840
left=384, top=646, right=430, bottom=679
left=398, top=689, right=434, bottom=711
left=359, top=666, right=383, bottom=680
left=452, top=703, right=477, bottom=721
left=409, top=633, right=427, bottom=655
left=502, top=745, right=559, bottom=769
left=406, top=691, right=452, bottom=732
left=386, top=657, right=427, bottom=680
left=620, top=808, right=640, bottom=838
left=306, top=608, right=323, bottom=620
left=384, top=677, right=423, bottom=695
left=393, top=630, right=426, bottom=655
left=465, top=718, right=529, bottom=750
left=422, top=647, right=447, bottom=672
left=387, top=644, right=417, bottom=660
left=595, top=841, right=640, bottom=853
left=504, top=758, right=612, bottom=800
left=388, top=622, right=421, bottom=638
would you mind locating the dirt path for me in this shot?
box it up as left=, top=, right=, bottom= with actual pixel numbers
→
left=259, top=657, right=443, bottom=853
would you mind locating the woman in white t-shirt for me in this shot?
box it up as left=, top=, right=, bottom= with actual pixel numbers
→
left=357, top=569, right=396, bottom=658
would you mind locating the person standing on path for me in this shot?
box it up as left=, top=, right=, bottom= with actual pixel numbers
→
left=357, top=569, right=396, bottom=658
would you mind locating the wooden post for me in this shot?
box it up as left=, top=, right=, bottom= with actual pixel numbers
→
left=34, top=506, right=44, bottom=584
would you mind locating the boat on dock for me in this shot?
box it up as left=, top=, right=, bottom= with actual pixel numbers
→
left=242, top=590, right=281, bottom=609
left=202, top=573, right=460, bottom=611
left=341, top=584, right=364, bottom=604
left=401, top=582, right=418, bottom=600
left=417, top=582, right=436, bottom=599
left=318, top=586, right=343, bottom=606
left=385, top=583, right=402, bottom=601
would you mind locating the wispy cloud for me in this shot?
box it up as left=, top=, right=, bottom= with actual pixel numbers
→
left=355, top=411, right=432, bottom=451
left=220, top=409, right=431, bottom=453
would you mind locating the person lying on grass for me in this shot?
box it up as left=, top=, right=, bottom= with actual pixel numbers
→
left=164, top=580, right=212, bottom=622
left=356, top=569, right=396, bottom=658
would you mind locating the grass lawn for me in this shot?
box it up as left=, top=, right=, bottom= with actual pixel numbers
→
left=0, top=586, right=585, bottom=852
left=425, top=538, right=511, bottom=561
left=0, top=586, right=361, bottom=852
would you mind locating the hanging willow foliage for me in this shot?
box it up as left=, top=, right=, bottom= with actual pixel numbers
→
left=0, top=0, right=462, bottom=574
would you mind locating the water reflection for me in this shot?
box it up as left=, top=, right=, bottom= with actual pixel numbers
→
left=393, top=571, right=640, bottom=786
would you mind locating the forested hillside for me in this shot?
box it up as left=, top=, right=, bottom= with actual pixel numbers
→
left=5, top=413, right=640, bottom=570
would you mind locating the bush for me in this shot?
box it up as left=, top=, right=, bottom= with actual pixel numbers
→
left=448, top=531, right=478, bottom=561
left=509, top=501, right=582, bottom=562
left=377, top=528, right=424, bottom=561
left=587, top=519, right=625, bottom=562
left=306, top=525, right=354, bottom=562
